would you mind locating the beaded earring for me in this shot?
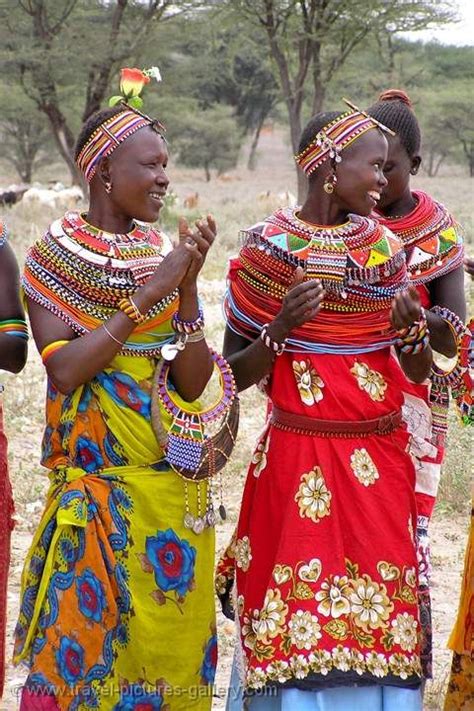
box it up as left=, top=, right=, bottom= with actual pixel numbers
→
left=105, top=181, right=113, bottom=194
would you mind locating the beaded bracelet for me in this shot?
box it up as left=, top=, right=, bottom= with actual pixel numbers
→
left=397, top=308, right=430, bottom=354
left=118, top=296, right=147, bottom=324
left=172, top=308, right=205, bottom=335
left=41, top=339, right=70, bottom=365
left=0, top=319, right=29, bottom=341
left=260, top=323, right=286, bottom=356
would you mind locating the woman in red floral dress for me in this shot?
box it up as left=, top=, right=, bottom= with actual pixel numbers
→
left=217, top=106, right=432, bottom=710
left=367, top=90, right=466, bottom=680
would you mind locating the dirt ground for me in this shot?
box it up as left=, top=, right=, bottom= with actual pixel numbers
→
left=1, top=128, right=472, bottom=710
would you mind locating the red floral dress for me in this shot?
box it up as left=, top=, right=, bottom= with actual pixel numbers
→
left=219, top=208, right=423, bottom=693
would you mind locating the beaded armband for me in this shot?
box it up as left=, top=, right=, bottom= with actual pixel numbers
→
left=397, top=308, right=430, bottom=355
left=41, top=339, right=70, bottom=364
left=118, top=296, right=147, bottom=324
left=172, top=308, right=205, bottom=335
left=0, top=319, right=29, bottom=341
left=430, top=306, right=473, bottom=426
left=260, top=323, right=286, bottom=356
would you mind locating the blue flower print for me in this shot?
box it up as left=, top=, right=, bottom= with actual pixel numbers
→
left=76, top=568, right=107, bottom=623
left=75, top=436, right=104, bottom=473
left=145, top=528, right=196, bottom=597
left=55, top=635, right=85, bottom=687
left=97, top=371, right=150, bottom=417
left=200, top=633, right=218, bottom=685
left=113, top=684, right=164, bottom=710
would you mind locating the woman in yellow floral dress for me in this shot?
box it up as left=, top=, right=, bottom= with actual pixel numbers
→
left=14, top=74, right=219, bottom=711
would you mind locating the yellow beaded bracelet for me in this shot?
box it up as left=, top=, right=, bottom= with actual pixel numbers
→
left=118, top=297, right=146, bottom=324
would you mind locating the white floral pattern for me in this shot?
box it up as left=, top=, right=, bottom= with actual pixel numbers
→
left=350, top=574, right=393, bottom=630
left=251, top=432, right=270, bottom=477
left=292, top=359, right=324, bottom=406
left=295, top=467, right=331, bottom=523
left=288, top=610, right=322, bottom=650
left=350, top=448, right=380, bottom=487
left=350, top=361, right=387, bottom=401
left=315, top=575, right=351, bottom=618
left=256, top=589, right=288, bottom=643
left=234, top=536, right=252, bottom=572
left=390, top=612, right=418, bottom=652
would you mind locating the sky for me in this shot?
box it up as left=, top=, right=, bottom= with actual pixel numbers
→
left=401, top=0, right=474, bottom=46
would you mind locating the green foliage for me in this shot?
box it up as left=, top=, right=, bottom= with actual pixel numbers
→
left=0, top=82, right=53, bottom=183
left=162, top=101, right=242, bottom=181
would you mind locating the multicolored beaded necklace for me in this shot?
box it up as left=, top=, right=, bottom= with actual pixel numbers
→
left=226, top=207, right=408, bottom=355
left=23, top=211, right=178, bottom=356
left=376, top=191, right=464, bottom=285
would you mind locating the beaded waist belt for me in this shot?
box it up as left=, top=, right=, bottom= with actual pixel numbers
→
left=270, top=406, right=402, bottom=438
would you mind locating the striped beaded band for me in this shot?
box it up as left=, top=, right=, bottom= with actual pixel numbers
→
left=41, top=339, right=70, bottom=364
left=76, top=109, right=155, bottom=182
left=295, top=109, right=393, bottom=176
left=0, top=319, right=29, bottom=341
left=0, top=221, right=8, bottom=247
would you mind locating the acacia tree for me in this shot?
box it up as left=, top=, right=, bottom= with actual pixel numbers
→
left=227, top=0, right=454, bottom=199
left=0, top=0, right=175, bottom=184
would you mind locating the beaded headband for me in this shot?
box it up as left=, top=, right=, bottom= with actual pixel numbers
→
left=76, top=66, right=166, bottom=182
left=295, top=98, right=395, bottom=176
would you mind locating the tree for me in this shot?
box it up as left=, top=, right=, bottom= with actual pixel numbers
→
left=142, top=9, right=280, bottom=170
left=226, top=0, right=455, bottom=199
left=166, top=102, right=242, bottom=181
left=0, top=0, right=174, bottom=184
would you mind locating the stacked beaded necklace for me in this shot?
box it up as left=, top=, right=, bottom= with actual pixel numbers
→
left=376, top=191, right=464, bottom=284
left=226, top=207, right=408, bottom=355
left=23, top=211, right=178, bottom=356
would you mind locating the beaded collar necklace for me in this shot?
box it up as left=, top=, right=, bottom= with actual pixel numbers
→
left=23, top=211, right=178, bottom=357
left=227, top=208, right=407, bottom=355
left=376, top=191, right=464, bottom=284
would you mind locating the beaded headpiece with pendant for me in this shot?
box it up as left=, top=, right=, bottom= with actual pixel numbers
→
left=295, top=98, right=395, bottom=176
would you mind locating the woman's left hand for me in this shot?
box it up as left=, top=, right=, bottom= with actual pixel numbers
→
left=390, top=285, right=422, bottom=331
left=178, top=214, right=216, bottom=290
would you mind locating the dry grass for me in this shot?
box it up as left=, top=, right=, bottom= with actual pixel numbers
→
left=0, top=129, right=472, bottom=710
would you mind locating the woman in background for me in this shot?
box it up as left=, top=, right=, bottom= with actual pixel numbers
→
left=368, top=89, right=466, bottom=680
left=0, top=218, right=28, bottom=697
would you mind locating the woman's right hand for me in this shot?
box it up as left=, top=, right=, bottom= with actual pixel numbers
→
left=272, top=267, right=325, bottom=337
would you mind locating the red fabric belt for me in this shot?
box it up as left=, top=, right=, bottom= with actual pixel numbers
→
left=270, top=405, right=402, bottom=438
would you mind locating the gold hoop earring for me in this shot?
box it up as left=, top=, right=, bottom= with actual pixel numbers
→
left=323, top=170, right=337, bottom=194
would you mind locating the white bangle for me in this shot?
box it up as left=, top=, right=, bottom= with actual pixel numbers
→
left=260, top=323, right=286, bottom=356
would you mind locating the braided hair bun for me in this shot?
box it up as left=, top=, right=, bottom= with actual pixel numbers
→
left=367, top=89, right=420, bottom=157
left=378, top=89, right=412, bottom=108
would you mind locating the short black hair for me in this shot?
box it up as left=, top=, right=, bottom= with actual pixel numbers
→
left=74, top=105, right=124, bottom=160
left=367, top=89, right=421, bottom=158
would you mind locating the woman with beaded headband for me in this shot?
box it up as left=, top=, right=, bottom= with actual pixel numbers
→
left=368, top=89, right=468, bottom=682
left=216, top=103, right=433, bottom=711
left=14, top=69, right=222, bottom=711
left=0, top=218, right=28, bottom=699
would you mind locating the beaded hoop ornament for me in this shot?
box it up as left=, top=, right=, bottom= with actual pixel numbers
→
left=429, top=307, right=473, bottom=433
left=151, top=349, right=239, bottom=482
